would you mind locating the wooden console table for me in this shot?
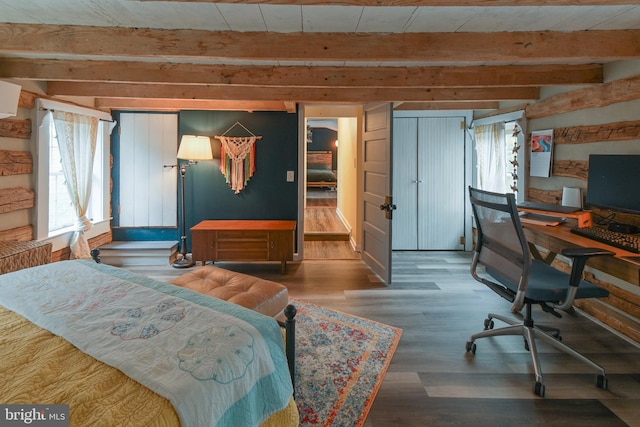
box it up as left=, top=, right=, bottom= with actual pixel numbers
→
left=191, top=220, right=296, bottom=272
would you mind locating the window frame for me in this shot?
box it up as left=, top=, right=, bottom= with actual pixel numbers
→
left=471, top=110, right=526, bottom=202
left=34, top=99, right=113, bottom=252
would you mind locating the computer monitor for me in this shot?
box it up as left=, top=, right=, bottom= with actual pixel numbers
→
left=586, top=154, right=640, bottom=215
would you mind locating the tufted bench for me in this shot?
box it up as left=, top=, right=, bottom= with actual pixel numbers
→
left=169, top=265, right=289, bottom=317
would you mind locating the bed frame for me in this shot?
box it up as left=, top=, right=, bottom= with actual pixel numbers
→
left=307, top=150, right=337, bottom=189
left=279, top=305, right=297, bottom=391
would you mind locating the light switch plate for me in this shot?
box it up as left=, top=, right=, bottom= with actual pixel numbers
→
left=286, top=170, right=295, bottom=182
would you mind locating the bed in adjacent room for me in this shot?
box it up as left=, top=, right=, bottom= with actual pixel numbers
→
left=307, top=151, right=337, bottom=189
left=0, top=260, right=298, bottom=427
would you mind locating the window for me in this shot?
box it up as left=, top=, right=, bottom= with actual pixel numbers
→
left=35, top=99, right=112, bottom=248
left=472, top=113, right=525, bottom=201
left=47, top=119, right=107, bottom=234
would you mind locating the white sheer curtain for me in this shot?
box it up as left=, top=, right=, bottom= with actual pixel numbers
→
left=474, top=123, right=507, bottom=193
left=50, top=111, right=99, bottom=259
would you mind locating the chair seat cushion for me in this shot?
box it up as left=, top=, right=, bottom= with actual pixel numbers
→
left=169, top=266, right=289, bottom=317
left=487, top=259, right=609, bottom=303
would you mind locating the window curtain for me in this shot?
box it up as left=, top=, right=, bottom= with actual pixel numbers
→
left=474, top=123, right=507, bottom=193
left=50, top=111, right=99, bottom=259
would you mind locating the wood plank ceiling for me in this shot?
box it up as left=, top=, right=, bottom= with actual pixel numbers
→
left=0, top=0, right=639, bottom=112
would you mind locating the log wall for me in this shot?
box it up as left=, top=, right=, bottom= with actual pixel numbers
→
left=0, top=88, right=112, bottom=259
left=524, top=64, right=640, bottom=343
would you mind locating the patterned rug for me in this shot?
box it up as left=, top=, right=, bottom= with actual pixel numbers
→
left=292, top=299, right=402, bottom=427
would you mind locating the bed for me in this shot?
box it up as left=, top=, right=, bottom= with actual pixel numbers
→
left=0, top=260, right=298, bottom=427
left=307, top=151, right=337, bottom=189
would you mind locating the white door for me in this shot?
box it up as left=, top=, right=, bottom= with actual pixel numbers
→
left=361, top=103, right=393, bottom=284
left=418, top=117, right=465, bottom=250
left=119, top=113, right=178, bottom=227
left=392, top=118, right=419, bottom=249
left=392, top=117, right=466, bottom=250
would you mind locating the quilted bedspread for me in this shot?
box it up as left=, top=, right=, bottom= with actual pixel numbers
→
left=0, top=260, right=297, bottom=427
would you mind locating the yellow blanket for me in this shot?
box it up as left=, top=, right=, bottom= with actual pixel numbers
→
left=0, top=307, right=298, bottom=426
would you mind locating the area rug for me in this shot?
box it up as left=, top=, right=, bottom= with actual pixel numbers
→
left=292, top=298, right=402, bottom=427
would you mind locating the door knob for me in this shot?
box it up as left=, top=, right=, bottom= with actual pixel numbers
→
left=379, top=196, right=397, bottom=220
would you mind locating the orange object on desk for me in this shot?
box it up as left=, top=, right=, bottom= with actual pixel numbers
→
left=519, top=207, right=593, bottom=228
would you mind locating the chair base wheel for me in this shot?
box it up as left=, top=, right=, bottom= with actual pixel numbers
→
left=596, top=374, right=608, bottom=390
left=483, top=318, right=494, bottom=330
left=533, top=381, right=545, bottom=397
left=465, top=341, right=476, bottom=354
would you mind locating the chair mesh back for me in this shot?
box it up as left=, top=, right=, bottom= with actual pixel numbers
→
left=469, top=187, right=531, bottom=290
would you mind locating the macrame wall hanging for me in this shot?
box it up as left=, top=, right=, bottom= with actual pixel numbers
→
left=215, top=122, right=262, bottom=194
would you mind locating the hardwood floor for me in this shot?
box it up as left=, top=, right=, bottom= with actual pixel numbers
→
left=306, top=188, right=337, bottom=209
left=304, top=208, right=349, bottom=237
left=303, top=240, right=361, bottom=259
left=304, top=189, right=359, bottom=260
left=127, top=251, right=640, bottom=427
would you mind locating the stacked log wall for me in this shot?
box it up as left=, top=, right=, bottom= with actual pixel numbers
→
left=0, top=88, right=112, bottom=258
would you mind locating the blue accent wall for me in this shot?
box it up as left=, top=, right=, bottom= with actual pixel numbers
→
left=111, top=110, right=299, bottom=248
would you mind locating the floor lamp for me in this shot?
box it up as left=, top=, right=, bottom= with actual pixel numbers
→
left=173, top=135, right=213, bottom=268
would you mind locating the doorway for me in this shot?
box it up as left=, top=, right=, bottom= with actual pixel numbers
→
left=305, top=118, right=340, bottom=226
left=302, top=112, right=360, bottom=260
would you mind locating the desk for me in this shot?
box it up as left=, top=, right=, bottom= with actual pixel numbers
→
left=191, top=220, right=296, bottom=272
left=524, top=223, right=640, bottom=287
left=524, top=222, right=640, bottom=343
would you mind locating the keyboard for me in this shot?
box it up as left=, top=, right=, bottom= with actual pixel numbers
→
left=570, top=226, right=640, bottom=253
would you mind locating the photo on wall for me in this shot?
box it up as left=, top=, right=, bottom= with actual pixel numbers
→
left=530, top=129, right=554, bottom=177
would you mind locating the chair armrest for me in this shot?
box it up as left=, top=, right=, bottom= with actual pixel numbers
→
left=561, top=247, right=615, bottom=289
left=552, top=247, right=614, bottom=312
left=561, top=247, right=615, bottom=258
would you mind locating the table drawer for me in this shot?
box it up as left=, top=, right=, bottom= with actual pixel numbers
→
left=216, top=240, right=269, bottom=260
left=217, top=248, right=269, bottom=260
left=216, top=230, right=269, bottom=240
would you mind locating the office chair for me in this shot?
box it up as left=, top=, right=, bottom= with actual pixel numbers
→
left=466, top=187, right=614, bottom=397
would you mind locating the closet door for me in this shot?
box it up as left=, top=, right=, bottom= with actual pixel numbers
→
left=119, top=113, right=178, bottom=227
left=392, top=118, right=418, bottom=249
left=417, top=117, right=465, bottom=250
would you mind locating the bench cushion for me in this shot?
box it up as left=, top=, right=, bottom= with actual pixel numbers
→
left=169, top=265, right=288, bottom=317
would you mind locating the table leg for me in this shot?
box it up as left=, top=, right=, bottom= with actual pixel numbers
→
left=529, top=243, right=557, bottom=265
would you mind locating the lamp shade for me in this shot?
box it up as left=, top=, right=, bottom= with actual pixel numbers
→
left=177, top=135, right=213, bottom=160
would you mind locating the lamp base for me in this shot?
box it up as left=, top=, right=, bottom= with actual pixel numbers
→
left=172, top=253, right=195, bottom=269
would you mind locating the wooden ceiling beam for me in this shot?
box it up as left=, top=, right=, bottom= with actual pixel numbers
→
left=94, top=98, right=290, bottom=112
left=135, top=0, right=640, bottom=5
left=526, top=74, right=640, bottom=119
left=0, top=58, right=602, bottom=88
left=48, top=81, right=539, bottom=102
left=394, top=101, right=500, bottom=110
left=283, top=102, right=297, bottom=113
left=1, top=24, right=638, bottom=63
